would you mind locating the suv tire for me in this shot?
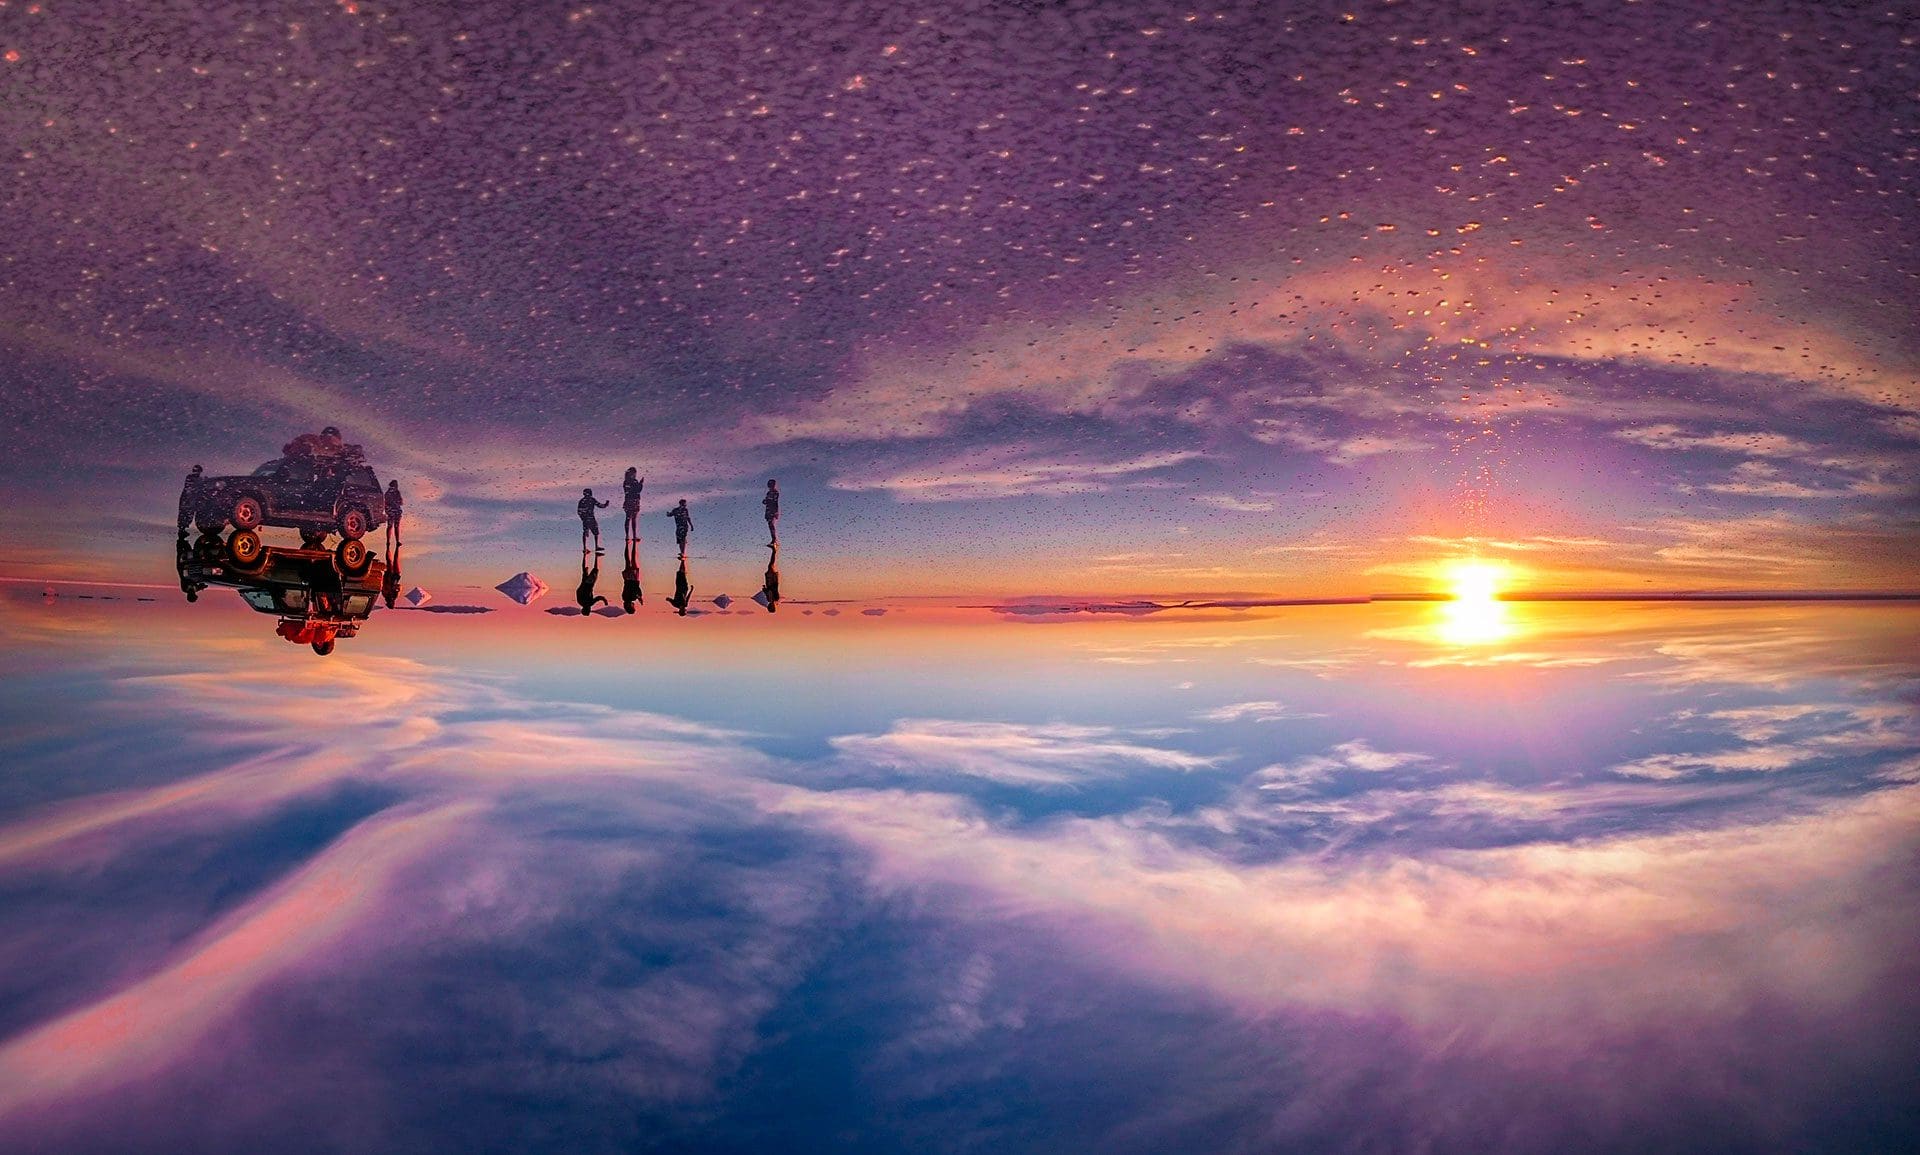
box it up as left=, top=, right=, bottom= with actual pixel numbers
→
left=336, top=538, right=370, bottom=576
left=231, top=495, right=264, bottom=530
left=227, top=530, right=265, bottom=569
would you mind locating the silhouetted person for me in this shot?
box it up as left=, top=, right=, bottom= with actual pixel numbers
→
left=669, top=499, right=693, bottom=557
left=622, top=467, right=645, bottom=540
left=579, top=487, right=609, bottom=552
left=621, top=539, right=643, bottom=614
left=175, top=533, right=204, bottom=601
left=760, top=545, right=780, bottom=613
left=382, top=553, right=401, bottom=609
left=178, top=465, right=204, bottom=535
left=577, top=554, right=608, bottom=616
left=384, top=480, right=404, bottom=548
left=668, top=556, right=693, bottom=616
left=762, top=479, right=780, bottom=544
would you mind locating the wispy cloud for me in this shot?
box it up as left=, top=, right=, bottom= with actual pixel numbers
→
left=1193, top=700, right=1321, bottom=724
left=826, top=446, right=1205, bottom=502
left=829, top=719, right=1216, bottom=787
left=1608, top=702, right=1918, bottom=780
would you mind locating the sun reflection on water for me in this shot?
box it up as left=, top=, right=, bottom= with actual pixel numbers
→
left=1434, top=559, right=1517, bottom=646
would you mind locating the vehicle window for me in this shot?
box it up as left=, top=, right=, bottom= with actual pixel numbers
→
left=344, top=595, right=372, bottom=614
left=284, top=461, right=319, bottom=483
left=281, top=589, right=308, bottom=611
left=239, top=590, right=277, bottom=611
left=252, top=460, right=285, bottom=477
left=348, top=468, right=378, bottom=488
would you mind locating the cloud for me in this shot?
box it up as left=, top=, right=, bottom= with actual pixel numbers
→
left=826, top=446, right=1205, bottom=502
left=1608, top=702, right=1918, bottom=780
left=1193, top=700, right=1320, bottom=724
left=0, top=800, right=483, bottom=1117
left=773, top=780, right=1920, bottom=1045
left=1195, top=494, right=1277, bottom=513
left=829, top=719, right=1216, bottom=787
left=1248, top=740, right=1433, bottom=790
left=1614, top=425, right=1816, bottom=458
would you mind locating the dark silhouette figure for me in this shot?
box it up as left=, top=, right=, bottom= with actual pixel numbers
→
left=760, top=545, right=780, bottom=613
left=668, top=556, right=693, bottom=616
left=579, top=487, right=609, bottom=552
left=178, top=464, right=204, bottom=535
left=176, top=534, right=205, bottom=601
left=622, top=467, right=645, bottom=540
left=384, top=480, right=404, bottom=548
left=621, top=539, right=643, bottom=614
left=669, top=499, right=693, bottom=557
left=382, top=542, right=402, bottom=609
left=576, top=553, right=609, bottom=616
left=763, top=479, right=780, bottom=545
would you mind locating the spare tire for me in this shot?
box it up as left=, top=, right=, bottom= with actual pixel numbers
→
left=337, top=506, right=369, bottom=541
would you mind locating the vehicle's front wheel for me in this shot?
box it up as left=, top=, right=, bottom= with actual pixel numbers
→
left=227, top=530, right=265, bottom=568
left=335, top=538, right=370, bottom=576
left=311, top=639, right=335, bottom=656
left=231, top=495, right=264, bottom=530
left=337, top=506, right=369, bottom=541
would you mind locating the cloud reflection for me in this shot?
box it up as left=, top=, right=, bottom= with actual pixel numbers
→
left=0, top=602, right=1915, bottom=1150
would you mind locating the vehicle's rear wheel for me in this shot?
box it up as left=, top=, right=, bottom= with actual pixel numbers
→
left=335, top=538, right=370, bottom=576
left=337, top=506, right=369, bottom=541
left=231, top=495, right=264, bottom=530
left=311, top=639, right=336, bottom=656
left=227, top=529, right=265, bottom=568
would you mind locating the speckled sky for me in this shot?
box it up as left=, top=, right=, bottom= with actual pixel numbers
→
left=2, top=0, right=1915, bottom=593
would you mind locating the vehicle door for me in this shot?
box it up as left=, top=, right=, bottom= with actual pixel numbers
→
left=278, top=457, right=324, bottom=515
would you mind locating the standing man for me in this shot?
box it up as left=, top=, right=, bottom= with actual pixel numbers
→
left=578, top=487, right=610, bottom=552
left=762, top=479, right=780, bottom=545
left=177, top=464, right=204, bottom=536
left=622, top=467, right=645, bottom=541
left=669, top=499, right=693, bottom=557
left=384, top=479, right=404, bottom=549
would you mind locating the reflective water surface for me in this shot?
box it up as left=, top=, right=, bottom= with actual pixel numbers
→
left=1, top=591, right=1916, bottom=1153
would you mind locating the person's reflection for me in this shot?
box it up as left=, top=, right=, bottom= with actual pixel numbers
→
left=577, top=551, right=609, bottom=617
left=382, top=542, right=402, bottom=609
left=759, top=544, right=780, bottom=613
left=621, top=538, right=643, bottom=614
left=668, top=556, right=693, bottom=616
left=175, top=533, right=206, bottom=602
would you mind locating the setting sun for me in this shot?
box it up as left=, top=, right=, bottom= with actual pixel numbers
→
left=1436, top=558, right=1516, bottom=645
left=1446, top=559, right=1509, bottom=604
